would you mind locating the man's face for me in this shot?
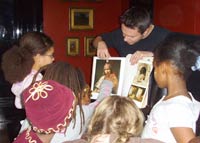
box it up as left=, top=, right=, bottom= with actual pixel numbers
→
left=121, top=24, right=144, bottom=45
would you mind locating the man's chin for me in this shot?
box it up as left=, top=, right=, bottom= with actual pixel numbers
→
left=127, top=42, right=136, bottom=45
left=128, top=43, right=135, bottom=45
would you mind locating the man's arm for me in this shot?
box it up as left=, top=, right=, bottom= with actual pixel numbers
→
left=93, top=36, right=111, bottom=59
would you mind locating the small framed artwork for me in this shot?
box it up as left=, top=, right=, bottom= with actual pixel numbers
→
left=84, top=36, right=96, bottom=56
left=69, top=8, right=94, bottom=30
left=66, top=37, right=80, bottom=56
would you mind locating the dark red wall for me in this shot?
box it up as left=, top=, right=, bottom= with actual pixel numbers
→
left=154, top=0, right=200, bottom=35
left=43, top=0, right=129, bottom=84
left=43, top=0, right=200, bottom=83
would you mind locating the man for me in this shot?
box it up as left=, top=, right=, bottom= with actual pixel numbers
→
left=93, top=7, right=171, bottom=64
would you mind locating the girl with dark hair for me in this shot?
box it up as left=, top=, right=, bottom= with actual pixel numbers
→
left=13, top=80, right=76, bottom=143
left=19, top=61, right=113, bottom=142
left=76, top=67, right=91, bottom=105
left=142, top=36, right=200, bottom=143
left=1, top=31, right=54, bottom=109
left=43, top=62, right=113, bottom=142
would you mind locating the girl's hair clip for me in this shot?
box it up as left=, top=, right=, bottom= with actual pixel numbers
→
left=191, top=56, right=200, bottom=71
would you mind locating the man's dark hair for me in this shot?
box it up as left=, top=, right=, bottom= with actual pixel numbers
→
left=120, top=7, right=152, bottom=34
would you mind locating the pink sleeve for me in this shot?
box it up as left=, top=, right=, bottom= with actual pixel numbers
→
left=11, top=72, right=43, bottom=109
left=89, top=80, right=113, bottom=108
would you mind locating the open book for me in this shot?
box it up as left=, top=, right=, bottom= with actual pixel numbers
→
left=90, top=54, right=154, bottom=108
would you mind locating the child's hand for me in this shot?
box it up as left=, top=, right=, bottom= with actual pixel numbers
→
left=81, top=85, right=91, bottom=105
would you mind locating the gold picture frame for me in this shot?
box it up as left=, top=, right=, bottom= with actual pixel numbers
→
left=69, top=8, right=94, bottom=30
left=66, top=37, right=80, bottom=56
left=84, top=36, right=96, bottom=56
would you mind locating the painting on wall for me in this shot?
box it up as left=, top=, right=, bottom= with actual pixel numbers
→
left=84, top=36, right=96, bottom=56
left=66, top=37, right=80, bottom=56
left=69, top=8, right=94, bottom=30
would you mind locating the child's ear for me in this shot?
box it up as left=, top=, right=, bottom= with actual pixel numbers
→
left=161, top=61, right=171, bottom=74
left=161, top=62, right=167, bottom=73
left=161, top=61, right=174, bottom=82
left=33, top=54, right=41, bottom=64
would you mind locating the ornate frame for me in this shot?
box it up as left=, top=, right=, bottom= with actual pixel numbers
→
left=84, top=36, right=96, bottom=56
left=69, top=8, right=94, bottom=30
left=66, top=37, right=80, bottom=56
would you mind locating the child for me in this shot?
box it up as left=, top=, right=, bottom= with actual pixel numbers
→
left=1, top=31, right=54, bottom=109
left=39, top=62, right=113, bottom=142
left=81, top=84, right=92, bottom=105
left=75, top=67, right=92, bottom=105
left=142, top=36, right=200, bottom=142
left=64, top=96, right=164, bottom=143
left=13, top=80, right=76, bottom=143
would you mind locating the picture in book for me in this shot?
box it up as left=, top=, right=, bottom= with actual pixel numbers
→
left=90, top=54, right=153, bottom=108
left=91, top=57, right=126, bottom=98
left=127, top=62, right=152, bottom=103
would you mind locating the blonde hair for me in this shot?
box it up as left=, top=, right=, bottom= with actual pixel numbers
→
left=87, top=96, right=144, bottom=143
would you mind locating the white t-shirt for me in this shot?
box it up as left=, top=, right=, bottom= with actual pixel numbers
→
left=142, top=93, right=200, bottom=143
left=11, top=70, right=43, bottom=109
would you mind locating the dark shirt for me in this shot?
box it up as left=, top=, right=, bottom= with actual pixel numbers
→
left=101, top=26, right=171, bottom=57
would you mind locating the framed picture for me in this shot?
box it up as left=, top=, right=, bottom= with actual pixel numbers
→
left=69, top=8, right=94, bottom=30
left=84, top=36, right=96, bottom=56
left=66, top=37, right=80, bottom=56
left=91, top=57, right=126, bottom=99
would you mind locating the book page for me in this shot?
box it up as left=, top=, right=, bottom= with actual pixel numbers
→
left=122, top=54, right=154, bottom=108
left=90, top=56, right=126, bottom=99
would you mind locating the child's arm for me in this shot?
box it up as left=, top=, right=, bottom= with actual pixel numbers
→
left=171, top=127, right=195, bottom=143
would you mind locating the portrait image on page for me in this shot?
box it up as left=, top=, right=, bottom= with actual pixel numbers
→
left=124, top=56, right=154, bottom=108
left=132, top=63, right=151, bottom=87
left=91, top=57, right=126, bottom=99
left=128, top=85, right=146, bottom=102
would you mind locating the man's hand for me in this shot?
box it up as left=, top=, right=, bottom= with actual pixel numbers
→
left=130, top=51, right=153, bottom=65
left=97, top=41, right=111, bottom=59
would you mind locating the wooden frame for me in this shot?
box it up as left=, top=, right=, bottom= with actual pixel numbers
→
left=84, top=36, right=96, bottom=56
left=66, top=37, right=80, bottom=56
left=69, top=8, right=94, bottom=30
